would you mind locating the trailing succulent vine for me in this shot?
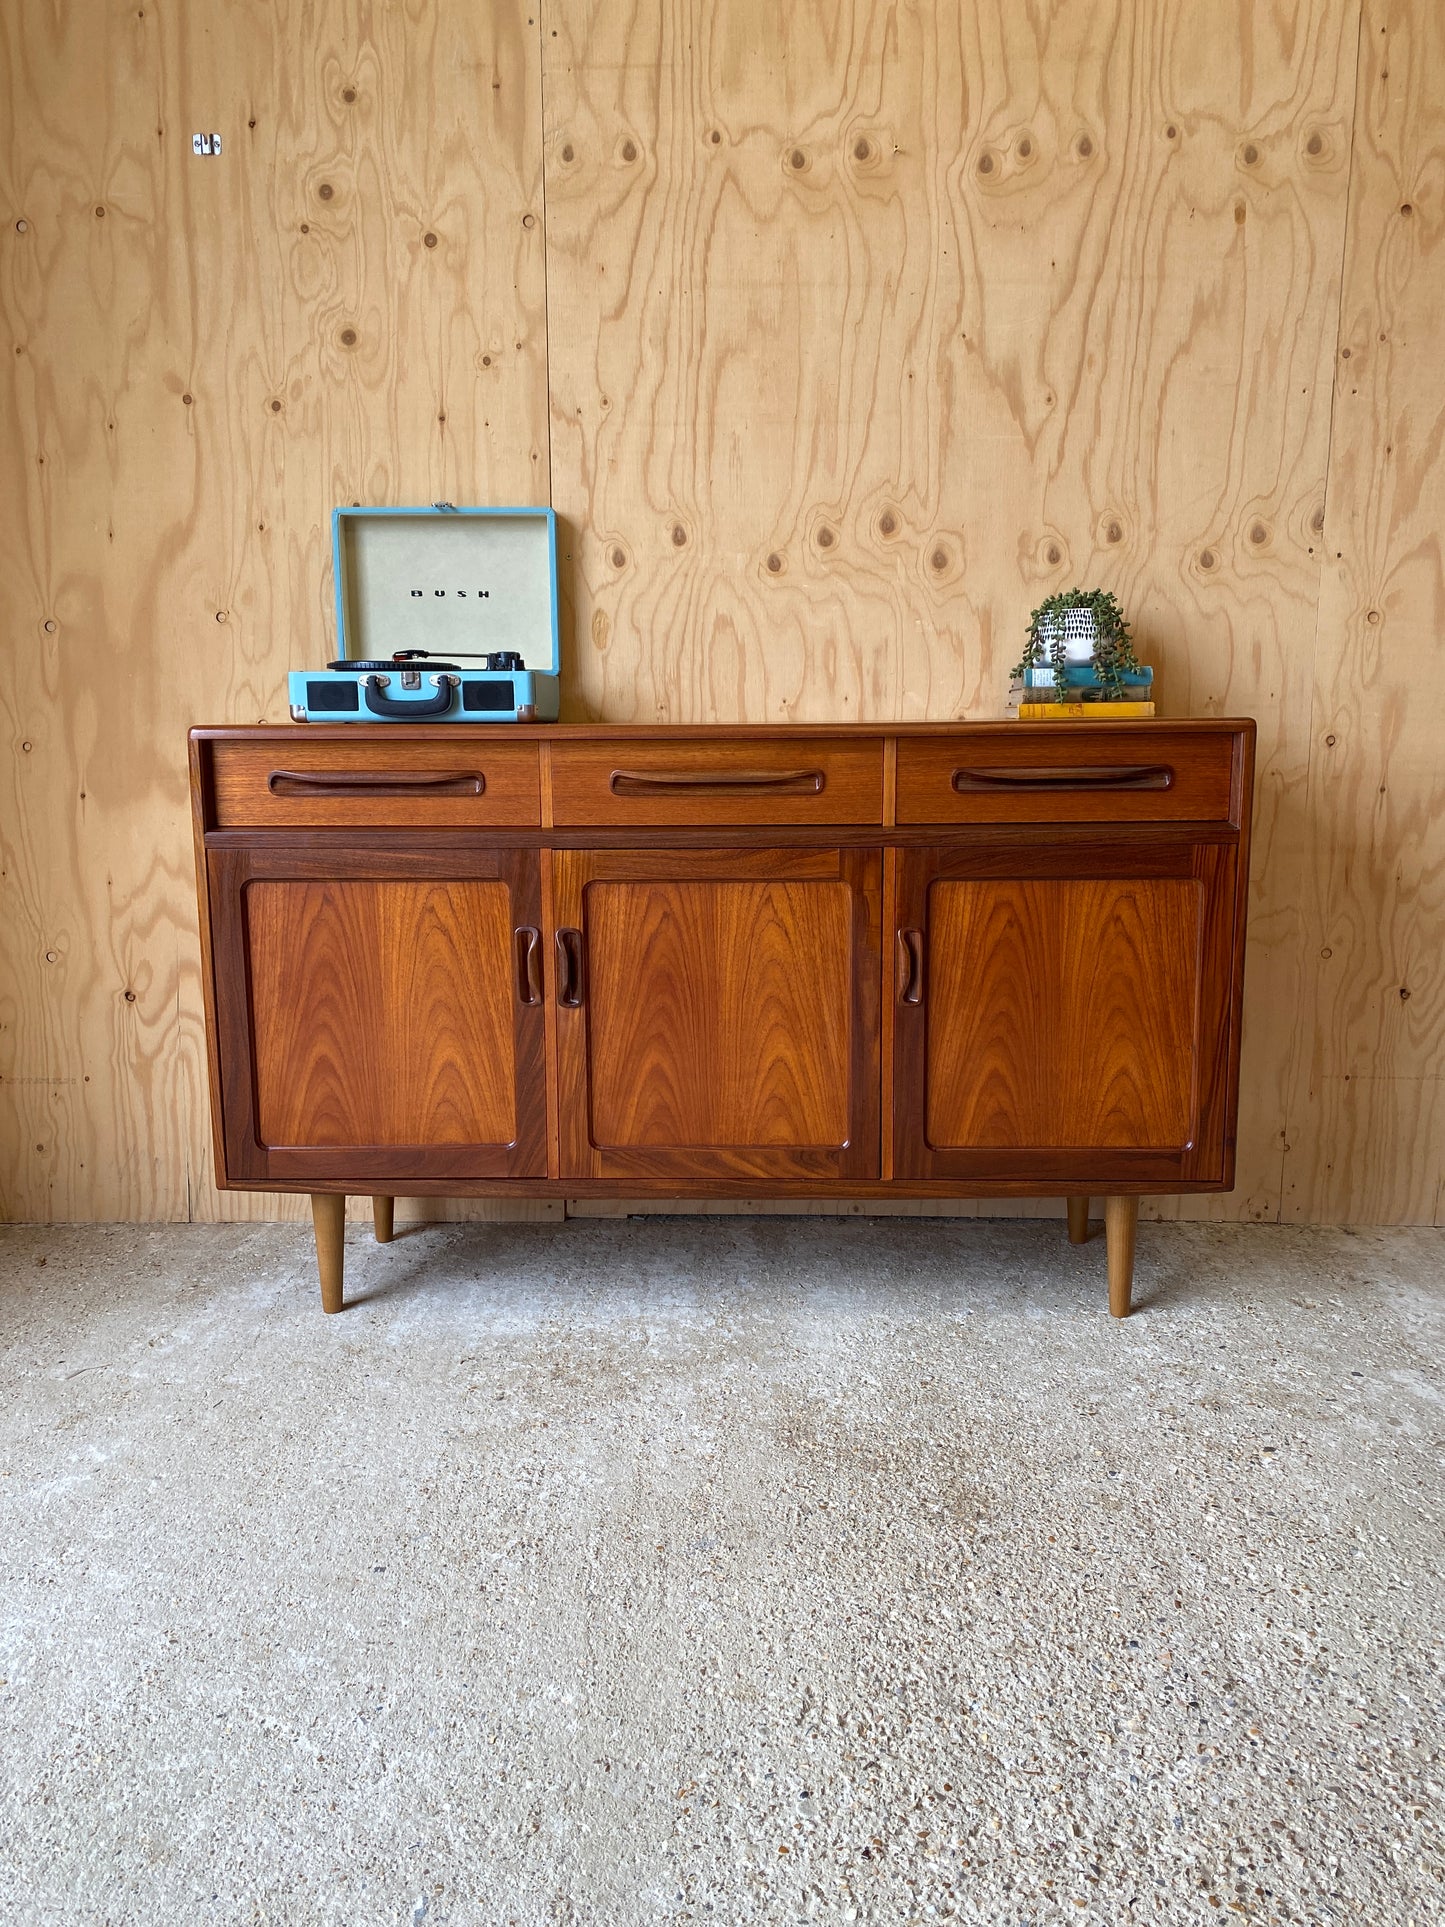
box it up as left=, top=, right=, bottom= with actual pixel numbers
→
left=1012, top=587, right=1141, bottom=700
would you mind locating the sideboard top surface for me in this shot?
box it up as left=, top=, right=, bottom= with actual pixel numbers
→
left=191, top=718, right=1256, bottom=743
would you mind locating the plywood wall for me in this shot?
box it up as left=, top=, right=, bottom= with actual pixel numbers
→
left=1, top=0, right=1441, bottom=1226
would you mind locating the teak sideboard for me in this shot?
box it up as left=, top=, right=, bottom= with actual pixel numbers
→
left=189, top=720, right=1254, bottom=1317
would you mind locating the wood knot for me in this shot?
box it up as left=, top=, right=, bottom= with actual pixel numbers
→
left=790, top=148, right=806, bottom=170
left=561, top=144, right=574, bottom=163
left=621, top=139, right=638, bottom=163
left=977, top=151, right=995, bottom=176
left=270, top=398, right=282, bottom=412
left=611, top=547, right=626, bottom=569
left=340, top=327, right=357, bottom=347
left=1199, top=549, right=1217, bottom=570
left=817, top=525, right=836, bottom=549
left=1106, top=520, right=1123, bottom=544
left=1076, top=134, right=1093, bottom=158
left=1016, top=134, right=1032, bottom=159
left=765, top=552, right=783, bottom=573
left=877, top=510, right=897, bottom=537
left=930, top=546, right=949, bottom=571
left=671, top=523, right=687, bottom=547
left=1249, top=522, right=1269, bottom=545
left=1241, top=142, right=1259, bottom=166
left=1306, top=131, right=1324, bottom=156
left=423, top=231, right=438, bottom=247
left=1045, top=544, right=1061, bottom=565
left=318, top=182, right=334, bottom=200
left=342, top=87, right=356, bottom=103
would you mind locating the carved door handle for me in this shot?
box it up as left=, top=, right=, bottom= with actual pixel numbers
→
left=515, top=927, right=542, bottom=1006
left=897, top=929, right=924, bottom=1006
left=555, top=927, right=585, bottom=1008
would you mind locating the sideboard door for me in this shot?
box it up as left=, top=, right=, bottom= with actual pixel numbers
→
left=552, top=848, right=881, bottom=1182
left=892, top=836, right=1243, bottom=1188
left=205, top=841, right=547, bottom=1185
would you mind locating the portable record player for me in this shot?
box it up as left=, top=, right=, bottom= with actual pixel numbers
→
left=288, top=504, right=561, bottom=723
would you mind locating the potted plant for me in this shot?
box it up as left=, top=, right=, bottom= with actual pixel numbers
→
left=1013, top=587, right=1143, bottom=701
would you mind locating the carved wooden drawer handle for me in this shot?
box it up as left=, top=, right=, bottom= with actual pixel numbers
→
left=609, top=768, right=826, bottom=795
left=267, top=769, right=485, bottom=797
left=951, top=764, right=1172, bottom=792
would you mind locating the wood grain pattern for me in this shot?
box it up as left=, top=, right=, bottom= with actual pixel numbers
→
left=922, top=879, right=1201, bottom=1150
left=205, top=840, right=548, bottom=1184
left=895, top=728, right=1239, bottom=826
left=549, top=735, right=884, bottom=825
left=1281, top=0, right=1445, bottom=1224
left=586, top=879, right=852, bottom=1148
left=209, top=739, right=542, bottom=828
left=552, top=845, right=881, bottom=1181
left=248, top=879, right=519, bottom=1146
left=0, top=0, right=549, bottom=1223
left=892, top=827, right=1242, bottom=1188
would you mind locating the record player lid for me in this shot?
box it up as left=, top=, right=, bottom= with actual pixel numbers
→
left=332, top=505, right=560, bottom=674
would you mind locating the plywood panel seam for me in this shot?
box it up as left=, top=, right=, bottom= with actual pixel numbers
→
left=535, top=0, right=558, bottom=515
left=1276, top=0, right=1368, bottom=1225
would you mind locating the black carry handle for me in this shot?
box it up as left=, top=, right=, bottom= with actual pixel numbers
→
left=363, top=673, right=458, bottom=719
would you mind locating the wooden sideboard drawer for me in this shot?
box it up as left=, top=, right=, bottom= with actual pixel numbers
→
left=550, top=737, right=885, bottom=826
left=208, top=739, right=542, bottom=828
left=895, top=728, right=1241, bottom=826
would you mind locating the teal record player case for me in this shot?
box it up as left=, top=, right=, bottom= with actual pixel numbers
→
left=288, top=504, right=561, bottom=723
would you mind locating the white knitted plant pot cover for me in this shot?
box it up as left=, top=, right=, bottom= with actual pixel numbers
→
left=1038, top=607, right=1100, bottom=666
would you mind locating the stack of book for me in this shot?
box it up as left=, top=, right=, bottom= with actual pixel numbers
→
left=1008, top=664, right=1155, bottom=719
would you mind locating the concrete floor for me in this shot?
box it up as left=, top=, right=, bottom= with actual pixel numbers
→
left=0, top=1219, right=1441, bottom=1927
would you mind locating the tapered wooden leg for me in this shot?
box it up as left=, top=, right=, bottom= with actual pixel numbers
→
left=311, top=1193, right=346, bottom=1314
left=1066, top=1196, right=1090, bottom=1244
left=1105, top=1195, right=1138, bottom=1319
left=372, top=1195, right=395, bottom=1244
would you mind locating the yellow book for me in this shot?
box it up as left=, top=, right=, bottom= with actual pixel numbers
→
left=1016, top=700, right=1156, bottom=720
